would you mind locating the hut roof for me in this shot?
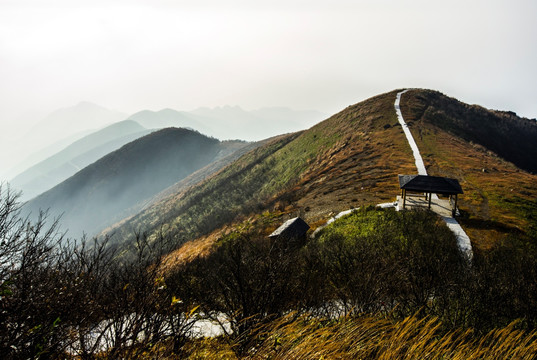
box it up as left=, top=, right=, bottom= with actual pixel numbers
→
left=269, top=217, right=310, bottom=239
left=398, top=175, right=463, bottom=195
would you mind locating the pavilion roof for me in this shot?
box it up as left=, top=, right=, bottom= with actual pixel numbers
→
left=398, top=175, right=463, bottom=195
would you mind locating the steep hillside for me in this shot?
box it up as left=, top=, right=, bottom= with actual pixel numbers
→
left=12, top=120, right=151, bottom=200
left=108, top=89, right=537, bottom=253
left=400, top=90, right=537, bottom=174
left=23, top=128, right=247, bottom=237
left=399, top=89, right=537, bottom=247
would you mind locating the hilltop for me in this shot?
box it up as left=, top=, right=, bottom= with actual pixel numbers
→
left=23, top=128, right=248, bottom=238
left=105, top=89, right=537, bottom=255
left=105, top=89, right=537, bottom=252
left=18, top=88, right=537, bottom=250
left=11, top=120, right=151, bottom=201
left=399, top=89, right=537, bottom=246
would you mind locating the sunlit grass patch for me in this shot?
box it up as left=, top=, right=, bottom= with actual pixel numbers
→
left=246, top=314, right=537, bottom=359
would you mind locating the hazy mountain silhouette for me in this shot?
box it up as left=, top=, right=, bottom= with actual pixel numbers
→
left=23, top=128, right=248, bottom=237
left=4, top=103, right=325, bottom=181
left=125, top=106, right=326, bottom=142
left=6, top=129, right=95, bottom=179
left=25, top=101, right=128, bottom=151
left=5, top=102, right=128, bottom=179
left=11, top=120, right=151, bottom=201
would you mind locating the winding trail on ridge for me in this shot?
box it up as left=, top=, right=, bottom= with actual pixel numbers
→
left=394, top=89, right=473, bottom=259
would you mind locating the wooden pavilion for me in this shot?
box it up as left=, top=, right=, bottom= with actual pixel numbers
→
left=398, top=175, right=463, bottom=216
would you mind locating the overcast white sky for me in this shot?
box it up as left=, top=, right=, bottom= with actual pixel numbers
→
left=1, top=0, right=536, bottom=142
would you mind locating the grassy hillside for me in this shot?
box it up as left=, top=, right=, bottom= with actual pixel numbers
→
left=23, top=128, right=246, bottom=238
left=5, top=183, right=537, bottom=358
left=121, top=89, right=537, bottom=357
left=105, top=90, right=419, bottom=247
left=399, top=89, right=537, bottom=248
left=400, top=90, right=537, bottom=173
left=108, top=89, right=537, bottom=252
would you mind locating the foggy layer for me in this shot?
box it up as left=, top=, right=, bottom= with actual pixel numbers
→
left=1, top=0, right=536, bottom=177
left=2, top=104, right=326, bottom=183
left=2, top=1, right=536, bottom=120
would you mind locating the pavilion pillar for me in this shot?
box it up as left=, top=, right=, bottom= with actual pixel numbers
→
left=402, top=189, right=406, bottom=209
left=453, top=194, right=458, bottom=217
left=428, top=192, right=432, bottom=209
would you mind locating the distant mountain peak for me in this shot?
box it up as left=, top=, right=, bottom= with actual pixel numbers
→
left=22, top=126, right=244, bottom=237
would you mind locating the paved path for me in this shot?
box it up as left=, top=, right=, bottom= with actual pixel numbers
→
left=394, top=90, right=472, bottom=259
left=395, top=90, right=427, bottom=175
left=442, top=216, right=473, bottom=257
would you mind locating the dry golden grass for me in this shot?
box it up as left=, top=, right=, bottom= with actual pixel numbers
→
left=284, top=90, right=417, bottom=222
left=160, top=212, right=285, bottom=272
left=159, top=230, right=220, bottom=272
left=245, top=314, right=537, bottom=360
left=416, top=129, right=536, bottom=249
left=143, top=314, right=537, bottom=359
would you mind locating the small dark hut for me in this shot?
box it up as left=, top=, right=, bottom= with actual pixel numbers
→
left=269, top=217, right=310, bottom=246
left=398, top=174, right=463, bottom=216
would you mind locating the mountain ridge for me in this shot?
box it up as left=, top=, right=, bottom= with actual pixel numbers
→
left=11, top=120, right=151, bottom=200
left=104, top=89, right=537, bottom=252
left=17, top=89, right=537, bottom=252
left=23, top=127, right=248, bottom=238
left=2, top=102, right=129, bottom=180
